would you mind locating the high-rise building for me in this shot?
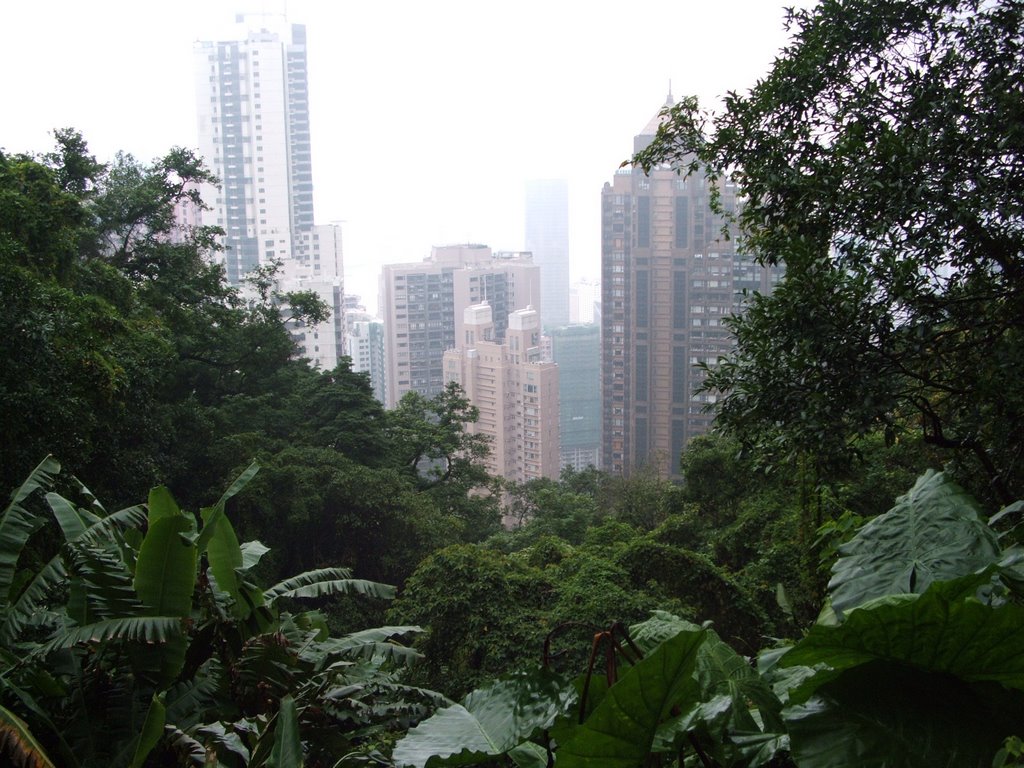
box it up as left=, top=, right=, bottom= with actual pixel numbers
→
left=194, top=20, right=316, bottom=284
left=346, top=320, right=386, bottom=404
left=525, top=179, right=570, bottom=328
left=601, top=94, right=783, bottom=478
left=380, top=245, right=540, bottom=408
left=551, top=324, right=601, bottom=471
left=570, top=278, right=601, bottom=325
left=444, top=303, right=560, bottom=482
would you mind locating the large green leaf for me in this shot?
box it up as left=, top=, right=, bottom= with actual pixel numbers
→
left=392, top=667, right=575, bottom=768
left=268, top=695, right=303, bottom=768
left=828, top=470, right=1000, bottom=616
left=653, top=629, right=786, bottom=764
left=780, top=582, right=1024, bottom=702
left=133, top=514, right=196, bottom=618
left=784, top=661, right=1024, bottom=768
left=264, top=568, right=395, bottom=603
left=200, top=506, right=247, bottom=616
left=37, top=616, right=182, bottom=654
left=45, top=492, right=91, bottom=543
left=556, top=628, right=706, bottom=768
left=0, top=456, right=60, bottom=602
left=129, top=694, right=166, bottom=768
left=319, top=626, right=424, bottom=668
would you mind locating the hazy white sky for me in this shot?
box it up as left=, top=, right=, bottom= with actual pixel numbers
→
left=2, top=0, right=808, bottom=314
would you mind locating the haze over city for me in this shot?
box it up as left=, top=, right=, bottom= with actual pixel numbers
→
left=3, top=0, right=806, bottom=313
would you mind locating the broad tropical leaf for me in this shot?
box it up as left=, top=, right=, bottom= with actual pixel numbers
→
left=392, top=667, right=575, bottom=768
left=779, top=584, right=1024, bottom=699
left=45, top=493, right=93, bottom=543
left=269, top=695, right=303, bottom=768
left=200, top=506, right=248, bottom=616
left=264, top=569, right=395, bottom=602
left=0, top=703, right=56, bottom=768
left=784, top=661, right=1024, bottom=768
left=216, top=460, right=260, bottom=508
left=129, top=694, right=166, bottom=768
left=134, top=514, right=196, bottom=618
left=828, top=470, right=1000, bottom=616
left=0, top=456, right=60, bottom=601
left=37, top=616, right=182, bottom=655
left=555, top=628, right=705, bottom=768
left=320, top=626, right=424, bottom=668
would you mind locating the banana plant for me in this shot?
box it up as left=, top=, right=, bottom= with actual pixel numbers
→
left=0, top=458, right=430, bottom=767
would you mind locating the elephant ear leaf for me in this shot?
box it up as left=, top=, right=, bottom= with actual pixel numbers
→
left=556, top=628, right=706, bottom=768
left=392, top=667, right=574, bottom=768
left=828, top=470, right=1001, bottom=616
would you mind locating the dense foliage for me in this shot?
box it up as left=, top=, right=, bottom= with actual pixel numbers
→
left=0, top=132, right=498, bottom=591
left=395, top=471, right=1024, bottom=768
left=634, top=0, right=1024, bottom=505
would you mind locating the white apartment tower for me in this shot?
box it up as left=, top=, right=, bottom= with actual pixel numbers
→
left=194, top=21, right=316, bottom=284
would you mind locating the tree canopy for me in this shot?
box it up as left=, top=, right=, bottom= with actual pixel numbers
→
left=635, top=0, right=1024, bottom=504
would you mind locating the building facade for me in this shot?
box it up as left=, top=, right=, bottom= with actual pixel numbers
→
left=346, top=320, right=386, bottom=404
left=194, top=21, right=316, bottom=284
left=380, top=245, right=540, bottom=408
left=444, top=304, right=560, bottom=482
left=525, top=179, right=570, bottom=328
left=601, top=95, right=783, bottom=478
left=551, top=324, right=601, bottom=471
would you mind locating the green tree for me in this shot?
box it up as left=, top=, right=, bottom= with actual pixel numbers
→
left=635, top=0, right=1024, bottom=504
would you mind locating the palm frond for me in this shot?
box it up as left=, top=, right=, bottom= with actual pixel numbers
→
left=265, top=569, right=394, bottom=603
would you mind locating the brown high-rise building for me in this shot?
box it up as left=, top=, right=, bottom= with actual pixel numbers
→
left=601, top=95, right=782, bottom=477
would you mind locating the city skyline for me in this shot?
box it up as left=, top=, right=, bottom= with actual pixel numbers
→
left=2, top=0, right=812, bottom=315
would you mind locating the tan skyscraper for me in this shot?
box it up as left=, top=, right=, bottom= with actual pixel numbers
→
left=380, top=245, right=540, bottom=408
left=444, top=303, right=560, bottom=482
left=601, top=94, right=783, bottom=477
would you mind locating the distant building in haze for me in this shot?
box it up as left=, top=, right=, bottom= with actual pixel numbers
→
left=525, top=179, right=570, bottom=328
left=601, top=94, right=783, bottom=478
left=444, top=303, right=560, bottom=482
left=194, top=20, right=318, bottom=284
left=551, top=324, right=601, bottom=471
left=346, top=320, right=386, bottom=404
left=570, top=278, right=601, bottom=325
left=379, top=245, right=540, bottom=408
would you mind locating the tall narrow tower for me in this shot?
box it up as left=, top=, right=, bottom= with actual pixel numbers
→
left=601, top=94, right=782, bottom=478
left=194, top=20, right=315, bottom=283
left=525, top=179, right=570, bottom=328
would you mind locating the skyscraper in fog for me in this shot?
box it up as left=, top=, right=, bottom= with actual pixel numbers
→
left=194, top=20, right=315, bottom=284
left=525, top=179, right=570, bottom=328
left=601, top=94, right=782, bottom=478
